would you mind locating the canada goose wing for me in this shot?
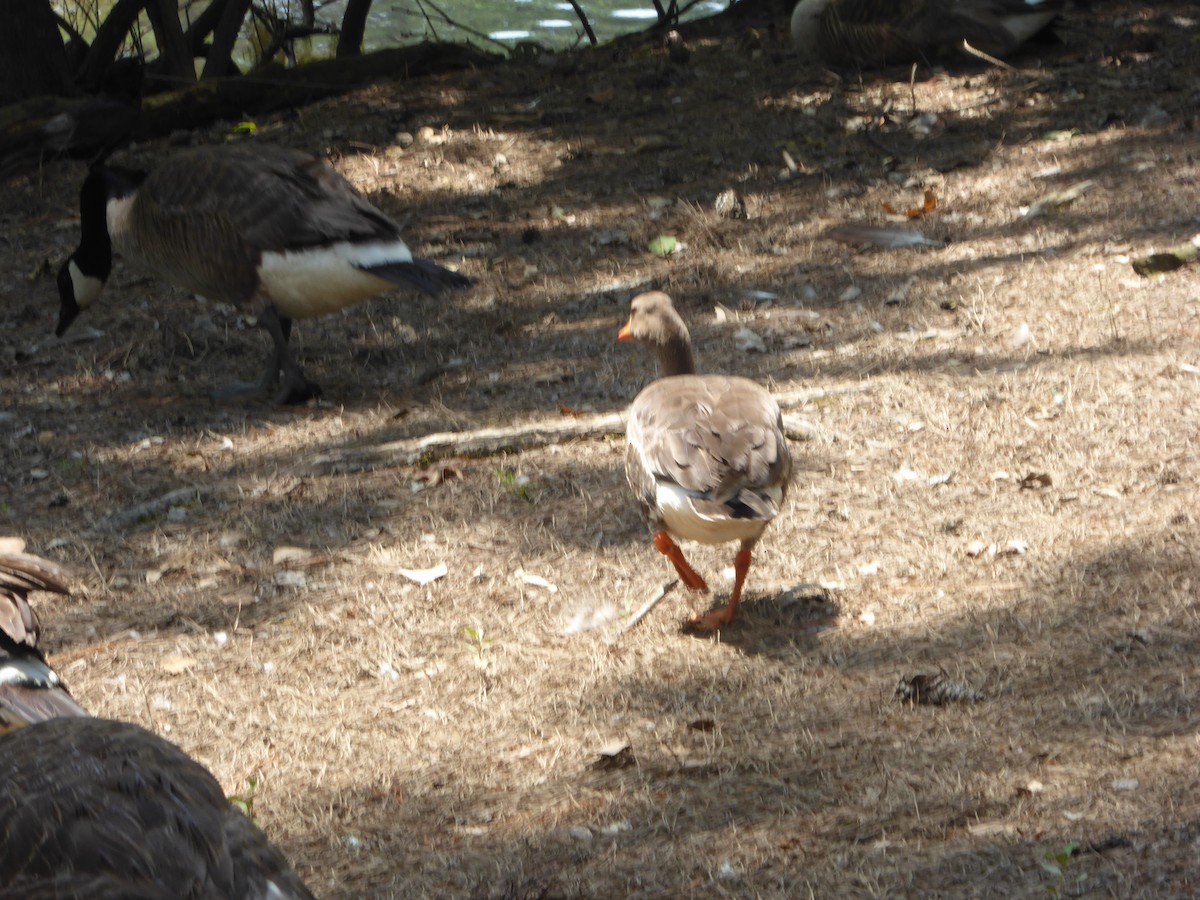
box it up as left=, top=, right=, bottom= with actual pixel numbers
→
left=627, top=375, right=791, bottom=519
left=128, top=145, right=406, bottom=302
left=0, top=543, right=88, bottom=727
left=0, top=718, right=315, bottom=899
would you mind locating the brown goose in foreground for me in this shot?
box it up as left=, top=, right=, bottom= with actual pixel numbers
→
left=619, top=292, right=792, bottom=631
left=56, top=143, right=471, bottom=404
left=790, top=0, right=1065, bottom=67
left=0, top=538, right=315, bottom=900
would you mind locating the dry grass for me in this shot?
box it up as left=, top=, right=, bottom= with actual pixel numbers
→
left=3, top=2, right=1200, bottom=896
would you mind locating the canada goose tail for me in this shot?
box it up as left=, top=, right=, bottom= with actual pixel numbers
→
left=0, top=540, right=88, bottom=729
left=362, top=257, right=472, bottom=296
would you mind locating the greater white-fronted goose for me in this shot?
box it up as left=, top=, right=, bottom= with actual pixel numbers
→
left=56, top=143, right=471, bottom=403
left=0, top=538, right=315, bottom=898
left=619, top=292, right=792, bottom=631
left=790, top=0, right=1064, bottom=67
left=0, top=538, right=87, bottom=728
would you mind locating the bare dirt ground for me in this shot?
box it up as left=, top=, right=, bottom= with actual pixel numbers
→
left=3, top=2, right=1200, bottom=896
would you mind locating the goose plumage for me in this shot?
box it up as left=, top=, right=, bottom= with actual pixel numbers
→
left=0, top=538, right=315, bottom=899
left=619, top=292, right=791, bottom=631
left=790, top=0, right=1064, bottom=67
left=0, top=538, right=87, bottom=728
left=56, top=143, right=470, bottom=403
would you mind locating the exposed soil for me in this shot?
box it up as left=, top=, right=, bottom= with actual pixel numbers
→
left=3, top=3, right=1200, bottom=897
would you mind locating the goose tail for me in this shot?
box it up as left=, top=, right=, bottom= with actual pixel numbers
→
left=363, top=257, right=472, bottom=296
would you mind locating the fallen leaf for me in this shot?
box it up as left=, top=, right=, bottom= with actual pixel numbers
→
left=883, top=188, right=937, bottom=219
left=1020, top=472, right=1053, bottom=490
left=272, top=546, right=314, bottom=565
left=647, top=234, right=678, bottom=257
left=161, top=654, right=197, bottom=674
left=412, top=460, right=464, bottom=485
left=516, top=569, right=557, bottom=593
left=590, top=741, right=635, bottom=770
left=398, top=563, right=448, bottom=585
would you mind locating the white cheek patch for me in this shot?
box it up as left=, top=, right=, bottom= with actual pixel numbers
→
left=69, top=259, right=105, bottom=309
left=257, top=241, right=414, bottom=319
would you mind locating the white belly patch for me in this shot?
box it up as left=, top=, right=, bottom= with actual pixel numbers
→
left=654, top=482, right=772, bottom=546
left=257, top=241, right=413, bottom=319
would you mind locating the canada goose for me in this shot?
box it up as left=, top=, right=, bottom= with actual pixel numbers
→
left=0, top=538, right=87, bottom=728
left=0, top=718, right=317, bottom=899
left=619, top=292, right=792, bottom=631
left=56, top=143, right=471, bottom=403
left=0, top=537, right=315, bottom=899
left=789, top=0, right=1064, bottom=67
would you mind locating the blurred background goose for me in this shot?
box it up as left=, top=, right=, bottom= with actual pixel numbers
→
left=0, top=538, right=315, bottom=899
left=0, top=57, right=143, bottom=181
left=56, top=143, right=471, bottom=403
left=619, top=292, right=792, bottom=631
left=790, top=0, right=1065, bottom=67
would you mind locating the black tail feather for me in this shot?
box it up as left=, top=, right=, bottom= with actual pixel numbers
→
left=363, top=258, right=471, bottom=296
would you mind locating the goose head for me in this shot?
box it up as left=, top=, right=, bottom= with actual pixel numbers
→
left=56, top=163, right=145, bottom=337
left=617, top=290, right=697, bottom=377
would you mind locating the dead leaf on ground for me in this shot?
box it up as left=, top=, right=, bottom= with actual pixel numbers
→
left=161, top=654, right=198, bottom=674
left=398, top=563, right=448, bottom=586
left=882, top=188, right=937, bottom=219
left=590, top=741, right=635, bottom=771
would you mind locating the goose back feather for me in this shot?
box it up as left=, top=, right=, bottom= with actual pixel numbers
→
left=0, top=718, right=316, bottom=900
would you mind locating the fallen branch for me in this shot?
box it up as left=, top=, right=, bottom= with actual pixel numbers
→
left=609, top=579, right=679, bottom=644
left=89, top=486, right=208, bottom=533
left=306, top=382, right=871, bottom=474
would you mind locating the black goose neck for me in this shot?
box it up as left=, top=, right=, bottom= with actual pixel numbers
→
left=74, top=164, right=144, bottom=277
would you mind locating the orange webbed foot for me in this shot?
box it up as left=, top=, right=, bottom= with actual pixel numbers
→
left=684, top=605, right=736, bottom=633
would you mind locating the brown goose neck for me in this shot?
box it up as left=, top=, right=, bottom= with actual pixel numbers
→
left=656, top=338, right=696, bottom=377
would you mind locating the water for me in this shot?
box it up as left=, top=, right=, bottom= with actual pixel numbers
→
left=337, top=0, right=728, bottom=53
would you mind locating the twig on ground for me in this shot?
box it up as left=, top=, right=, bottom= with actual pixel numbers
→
left=610, top=579, right=678, bottom=643
left=306, top=383, right=872, bottom=474
left=89, top=487, right=207, bottom=534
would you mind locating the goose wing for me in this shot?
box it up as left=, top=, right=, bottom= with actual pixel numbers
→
left=626, top=375, right=790, bottom=522
left=129, top=145, right=405, bottom=302
left=0, top=542, right=88, bottom=727
left=0, top=718, right=315, bottom=899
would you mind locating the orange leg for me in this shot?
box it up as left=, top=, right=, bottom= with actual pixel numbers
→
left=652, top=531, right=708, bottom=592
left=687, top=547, right=753, bottom=632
